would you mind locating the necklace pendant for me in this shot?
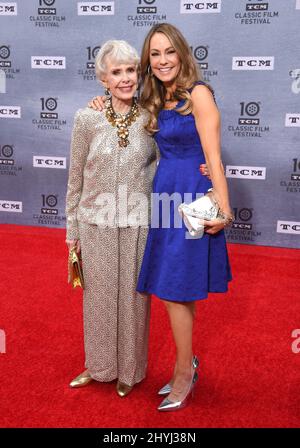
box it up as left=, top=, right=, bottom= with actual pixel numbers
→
left=105, top=97, right=139, bottom=148
left=119, top=138, right=128, bottom=148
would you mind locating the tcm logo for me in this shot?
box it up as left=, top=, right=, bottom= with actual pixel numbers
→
left=239, top=101, right=260, bottom=125
left=41, top=194, right=58, bottom=215
left=180, top=1, right=221, bottom=13
left=78, top=2, right=115, bottom=15
left=232, top=207, right=253, bottom=230
left=86, top=46, right=100, bottom=69
left=0, top=329, right=5, bottom=354
left=285, top=114, right=300, bottom=127
left=277, top=221, right=300, bottom=235
left=0, top=145, right=14, bottom=165
left=0, top=2, right=17, bottom=15
left=31, top=56, right=66, bottom=69
left=0, top=45, right=11, bottom=68
left=33, top=156, right=66, bottom=169
left=0, top=200, right=22, bottom=212
left=40, top=97, right=58, bottom=119
left=232, top=57, right=274, bottom=70
left=246, top=1, right=268, bottom=11
left=226, top=166, right=266, bottom=180
left=292, top=158, right=300, bottom=181
left=0, top=106, right=21, bottom=118
left=38, top=0, right=56, bottom=15
left=137, top=0, right=157, bottom=14
left=192, top=46, right=208, bottom=69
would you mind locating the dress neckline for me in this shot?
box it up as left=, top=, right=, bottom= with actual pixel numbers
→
left=162, top=102, right=180, bottom=111
left=161, top=82, right=206, bottom=111
left=161, top=99, right=184, bottom=113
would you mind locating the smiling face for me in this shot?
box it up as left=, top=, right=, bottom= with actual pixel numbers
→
left=102, top=59, right=138, bottom=103
left=149, top=32, right=181, bottom=88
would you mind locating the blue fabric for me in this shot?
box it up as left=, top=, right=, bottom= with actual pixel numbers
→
left=137, top=82, right=232, bottom=302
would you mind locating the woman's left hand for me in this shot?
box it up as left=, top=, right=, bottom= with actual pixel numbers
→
left=202, top=218, right=226, bottom=235
left=88, top=96, right=106, bottom=111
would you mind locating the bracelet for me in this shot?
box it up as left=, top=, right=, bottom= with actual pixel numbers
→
left=220, top=210, right=234, bottom=228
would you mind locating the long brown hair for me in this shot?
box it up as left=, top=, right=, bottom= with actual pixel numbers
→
left=140, top=23, right=211, bottom=134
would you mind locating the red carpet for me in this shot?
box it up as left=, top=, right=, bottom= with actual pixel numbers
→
left=0, top=224, right=300, bottom=428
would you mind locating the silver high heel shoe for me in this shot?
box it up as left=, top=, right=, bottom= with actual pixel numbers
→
left=157, top=355, right=199, bottom=395
left=157, top=370, right=198, bottom=412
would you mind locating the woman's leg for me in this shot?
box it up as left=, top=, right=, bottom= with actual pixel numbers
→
left=163, top=300, right=196, bottom=402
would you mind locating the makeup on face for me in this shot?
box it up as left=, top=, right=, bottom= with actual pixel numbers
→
left=103, top=60, right=138, bottom=104
left=149, top=33, right=181, bottom=87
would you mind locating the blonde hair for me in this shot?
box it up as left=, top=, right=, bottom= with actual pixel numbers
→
left=95, top=40, right=140, bottom=81
left=140, top=23, right=212, bottom=134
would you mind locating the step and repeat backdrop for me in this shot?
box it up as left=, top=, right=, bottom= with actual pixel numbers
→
left=0, top=0, right=299, bottom=248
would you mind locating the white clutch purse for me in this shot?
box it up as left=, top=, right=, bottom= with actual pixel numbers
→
left=178, top=189, right=222, bottom=238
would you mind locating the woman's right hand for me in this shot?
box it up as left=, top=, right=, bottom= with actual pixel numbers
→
left=199, top=163, right=210, bottom=179
left=88, top=96, right=106, bottom=111
left=66, top=239, right=81, bottom=253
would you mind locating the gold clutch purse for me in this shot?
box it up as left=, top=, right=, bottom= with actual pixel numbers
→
left=68, top=247, right=85, bottom=289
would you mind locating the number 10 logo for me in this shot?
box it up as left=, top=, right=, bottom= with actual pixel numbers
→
left=39, top=0, right=55, bottom=6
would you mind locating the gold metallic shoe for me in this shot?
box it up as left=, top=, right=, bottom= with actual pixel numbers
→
left=116, top=380, right=133, bottom=397
left=69, top=370, right=93, bottom=388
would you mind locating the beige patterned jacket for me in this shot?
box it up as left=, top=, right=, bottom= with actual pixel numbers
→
left=66, top=107, right=158, bottom=240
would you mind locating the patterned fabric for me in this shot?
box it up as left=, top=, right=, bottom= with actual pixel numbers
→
left=66, top=107, right=158, bottom=240
left=65, top=105, right=158, bottom=385
left=79, top=223, right=150, bottom=386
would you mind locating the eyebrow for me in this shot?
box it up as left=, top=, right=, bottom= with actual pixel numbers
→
left=150, top=46, right=175, bottom=52
left=110, top=64, right=136, bottom=69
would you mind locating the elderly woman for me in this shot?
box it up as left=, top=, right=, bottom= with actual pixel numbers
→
left=65, top=40, right=157, bottom=397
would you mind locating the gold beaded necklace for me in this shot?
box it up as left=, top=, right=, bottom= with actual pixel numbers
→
left=105, top=97, right=140, bottom=148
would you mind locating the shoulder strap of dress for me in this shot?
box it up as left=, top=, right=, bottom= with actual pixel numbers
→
left=194, top=81, right=207, bottom=88
left=189, top=81, right=216, bottom=103
left=188, top=81, right=206, bottom=92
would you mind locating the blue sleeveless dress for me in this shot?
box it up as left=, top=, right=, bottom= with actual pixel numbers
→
left=137, top=82, right=232, bottom=302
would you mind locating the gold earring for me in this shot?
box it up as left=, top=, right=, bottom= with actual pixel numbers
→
left=105, top=87, right=110, bottom=96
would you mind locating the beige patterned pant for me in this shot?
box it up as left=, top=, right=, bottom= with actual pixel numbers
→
left=78, top=222, right=150, bottom=386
